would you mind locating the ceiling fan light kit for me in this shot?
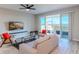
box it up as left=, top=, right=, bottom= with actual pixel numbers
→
left=26, top=9, right=30, bottom=11
left=20, top=4, right=36, bottom=11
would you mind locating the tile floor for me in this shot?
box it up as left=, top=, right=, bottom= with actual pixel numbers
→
left=52, top=38, right=79, bottom=54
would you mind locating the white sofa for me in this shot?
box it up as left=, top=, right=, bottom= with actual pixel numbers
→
left=19, top=34, right=59, bottom=54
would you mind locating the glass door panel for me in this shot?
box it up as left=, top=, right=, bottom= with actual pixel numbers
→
left=40, top=17, right=46, bottom=31
left=61, top=14, right=69, bottom=38
left=52, top=15, right=60, bottom=35
left=46, top=17, right=53, bottom=34
left=46, top=15, right=60, bottom=34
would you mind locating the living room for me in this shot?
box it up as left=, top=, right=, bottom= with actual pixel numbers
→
left=0, top=4, right=79, bottom=54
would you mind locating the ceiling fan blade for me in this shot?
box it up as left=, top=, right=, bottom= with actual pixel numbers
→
left=26, top=4, right=29, bottom=7
left=20, top=4, right=27, bottom=8
left=28, top=5, right=34, bottom=8
left=30, top=8, right=36, bottom=10
left=19, top=8, right=26, bottom=9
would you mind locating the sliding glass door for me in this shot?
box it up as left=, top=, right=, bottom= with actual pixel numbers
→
left=61, top=14, right=69, bottom=38
left=40, top=13, right=70, bottom=39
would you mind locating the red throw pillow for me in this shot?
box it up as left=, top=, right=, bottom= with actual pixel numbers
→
left=2, top=33, right=11, bottom=39
left=41, top=29, right=46, bottom=34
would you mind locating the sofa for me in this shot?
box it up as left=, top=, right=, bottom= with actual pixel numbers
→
left=19, top=34, right=59, bottom=54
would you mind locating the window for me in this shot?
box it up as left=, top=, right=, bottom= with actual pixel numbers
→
left=40, top=17, right=46, bottom=31
left=61, top=14, right=69, bottom=32
left=61, top=14, right=69, bottom=38
left=46, top=15, right=60, bottom=34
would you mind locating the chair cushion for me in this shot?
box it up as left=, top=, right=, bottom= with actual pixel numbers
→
left=2, top=33, right=11, bottom=39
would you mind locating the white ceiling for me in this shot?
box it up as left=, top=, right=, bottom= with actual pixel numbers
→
left=0, top=4, right=78, bottom=14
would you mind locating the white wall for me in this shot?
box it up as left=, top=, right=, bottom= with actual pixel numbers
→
left=35, top=6, right=79, bottom=41
left=0, top=8, right=35, bottom=34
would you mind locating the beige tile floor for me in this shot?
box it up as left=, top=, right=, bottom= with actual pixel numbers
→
left=52, top=38, right=79, bottom=54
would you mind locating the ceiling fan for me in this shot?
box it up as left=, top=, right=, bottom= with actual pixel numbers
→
left=20, top=4, right=36, bottom=11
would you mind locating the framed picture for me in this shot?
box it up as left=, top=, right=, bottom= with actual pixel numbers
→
left=9, top=22, right=24, bottom=30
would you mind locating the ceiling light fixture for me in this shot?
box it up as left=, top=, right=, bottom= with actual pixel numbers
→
left=26, top=9, right=30, bottom=11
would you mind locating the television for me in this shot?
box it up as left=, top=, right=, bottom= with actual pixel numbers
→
left=9, top=22, right=24, bottom=30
